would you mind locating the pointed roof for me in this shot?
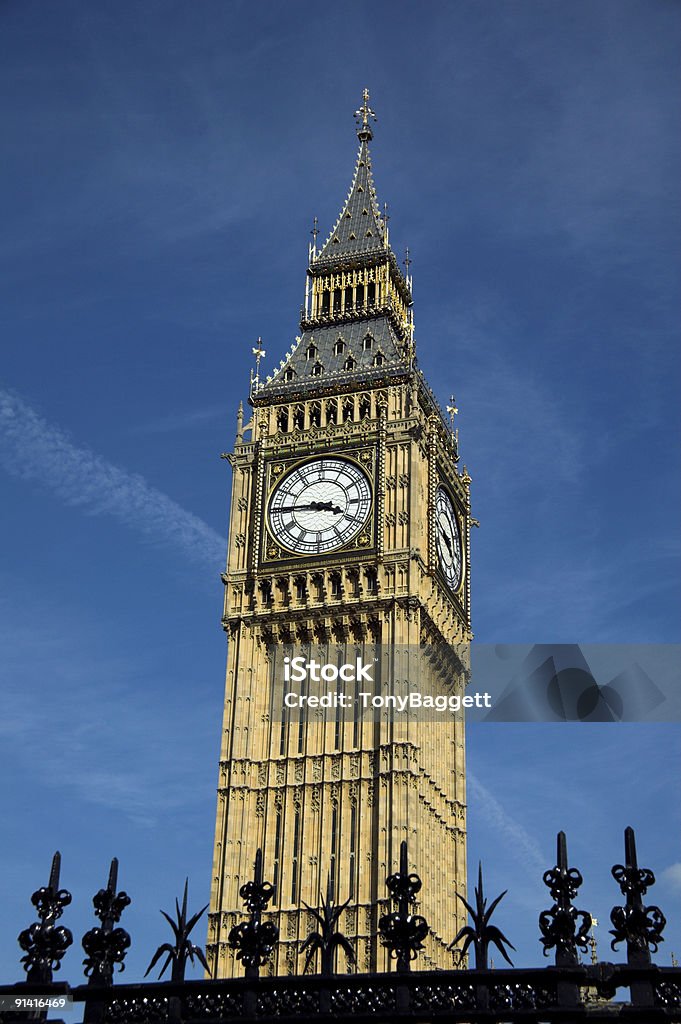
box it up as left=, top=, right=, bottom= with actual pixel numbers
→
left=316, top=138, right=387, bottom=261
left=315, top=88, right=388, bottom=263
left=254, top=90, right=414, bottom=401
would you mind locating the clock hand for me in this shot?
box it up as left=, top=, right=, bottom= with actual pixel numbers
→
left=441, top=531, right=453, bottom=556
left=277, top=501, right=345, bottom=513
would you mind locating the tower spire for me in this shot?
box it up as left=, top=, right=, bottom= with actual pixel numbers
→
left=255, top=90, right=413, bottom=397
left=354, top=87, right=376, bottom=141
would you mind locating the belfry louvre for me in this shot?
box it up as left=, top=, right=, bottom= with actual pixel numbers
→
left=207, top=91, right=470, bottom=978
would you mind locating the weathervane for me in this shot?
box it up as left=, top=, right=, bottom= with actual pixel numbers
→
left=354, top=87, right=376, bottom=140
left=310, top=216, right=319, bottom=261
left=446, top=396, right=459, bottom=460
left=250, top=338, right=266, bottom=393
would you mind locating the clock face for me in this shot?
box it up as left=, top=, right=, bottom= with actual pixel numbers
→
left=435, top=486, right=463, bottom=591
left=268, top=457, right=372, bottom=555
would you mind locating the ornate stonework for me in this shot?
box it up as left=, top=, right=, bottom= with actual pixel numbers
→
left=208, top=93, right=471, bottom=977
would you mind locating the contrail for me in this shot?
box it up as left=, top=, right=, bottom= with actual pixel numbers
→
left=467, top=772, right=546, bottom=875
left=0, top=387, right=225, bottom=572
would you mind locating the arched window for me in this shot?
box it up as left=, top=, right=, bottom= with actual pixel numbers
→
left=365, top=568, right=378, bottom=594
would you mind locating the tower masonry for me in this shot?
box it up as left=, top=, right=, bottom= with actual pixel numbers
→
left=208, top=91, right=472, bottom=977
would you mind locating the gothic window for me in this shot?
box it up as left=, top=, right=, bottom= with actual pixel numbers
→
left=321, top=290, right=330, bottom=315
left=333, top=338, right=345, bottom=356
left=309, top=401, right=321, bottom=426
left=365, top=568, right=378, bottom=595
left=295, top=576, right=306, bottom=601
left=333, top=287, right=342, bottom=313
left=330, top=573, right=342, bottom=598
left=367, top=281, right=376, bottom=306
left=348, top=803, right=357, bottom=899
left=291, top=809, right=301, bottom=902
left=344, top=355, right=356, bottom=371
left=284, top=366, right=296, bottom=382
left=277, top=408, right=289, bottom=432
left=293, top=405, right=305, bottom=429
left=344, top=285, right=353, bottom=309
left=326, top=398, right=338, bottom=424
left=311, top=362, right=324, bottom=377
left=363, top=334, right=373, bottom=351
left=373, top=351, right=385, bottom=367
left=343, top=398, right=354, bottom=422
left=273, top=808, right=282, bottom=888
left=329, top=804, right=339, bottom=896
left=356, top=283, right=365, bottom=308
left=306, top=343, right=318, bottom=360
left=359, top=395, right=371, bottom=419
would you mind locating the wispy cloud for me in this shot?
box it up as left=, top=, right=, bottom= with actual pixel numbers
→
left=661, top=862, right=681, bottom=894
left=468, top=772, right=546, bottom=876
left=0, top=387, right=225, bottom=571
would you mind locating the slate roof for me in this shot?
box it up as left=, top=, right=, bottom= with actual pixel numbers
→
left=255, top=98, right=413, bottom=401
left=258, top=317, right=408, bottom=398
left=316, top=138, right=387, bottom=262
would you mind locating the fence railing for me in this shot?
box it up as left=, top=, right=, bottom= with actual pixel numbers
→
left=0, top=826, right=679, bottom=1023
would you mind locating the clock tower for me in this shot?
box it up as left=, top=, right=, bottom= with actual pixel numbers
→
left=208, top=92, right=471, bottom=977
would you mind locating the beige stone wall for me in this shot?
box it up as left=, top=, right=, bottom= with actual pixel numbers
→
left=208, top=378, right=471, bottom=977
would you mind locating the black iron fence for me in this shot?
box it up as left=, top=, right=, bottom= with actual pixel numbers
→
left=1, top=827, right=679, bottom=1023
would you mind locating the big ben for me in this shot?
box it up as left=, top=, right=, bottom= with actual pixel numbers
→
left=208, top=92, right=471, bottom=977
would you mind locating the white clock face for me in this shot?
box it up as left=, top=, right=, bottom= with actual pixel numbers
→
left=435, top=486, right=463, bottom=591
left=268, top=457, right=372, bottom=555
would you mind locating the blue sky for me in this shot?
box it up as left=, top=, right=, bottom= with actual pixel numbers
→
left=1, top=0, right=679, bottom=980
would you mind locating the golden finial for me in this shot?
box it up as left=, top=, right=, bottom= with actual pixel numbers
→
left=446, top=396, right=459, bottom=429
left=354, top=87, right=376, bottom=141
left=589, top=917, right=599, bottom=965
left=250, top=337, right=266, bottom=393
